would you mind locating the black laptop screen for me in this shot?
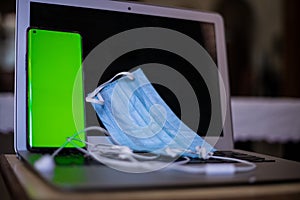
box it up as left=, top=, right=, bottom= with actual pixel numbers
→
left=29, top=2, right=223, bottom=137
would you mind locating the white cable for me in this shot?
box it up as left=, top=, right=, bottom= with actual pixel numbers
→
left=210, top=155, right=256, bottom=172
left=34, top=126, right=109, bottom=173
left=69, top=136, right=166, bottom=171
left=168, top=153, right=256, bottom=175
left=34, top=126, right=256, bottom=175
left=51, top=126, right=108, bottom=157
left=53, top=126, right=160, bottom=165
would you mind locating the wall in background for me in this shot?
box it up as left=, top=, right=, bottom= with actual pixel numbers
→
left=139, top=0, right=292, bottom=97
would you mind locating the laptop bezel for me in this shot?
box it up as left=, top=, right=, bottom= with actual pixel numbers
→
left=15, top=0, right=233, bottom=153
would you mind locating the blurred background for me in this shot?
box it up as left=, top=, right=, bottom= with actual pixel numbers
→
left=0, top=0, right=299, bottom=161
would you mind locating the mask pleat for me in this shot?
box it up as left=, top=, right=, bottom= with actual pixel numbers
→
left=89, top=68, right=214, bottom=157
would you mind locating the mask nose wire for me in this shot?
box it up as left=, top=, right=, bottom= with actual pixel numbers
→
left=85, top=71, right=134, bottom=105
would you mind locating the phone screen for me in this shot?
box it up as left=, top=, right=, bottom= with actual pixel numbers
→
left=27, top=28, right=85, bottom=150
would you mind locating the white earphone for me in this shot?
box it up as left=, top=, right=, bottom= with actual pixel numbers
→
left=34, top=154, right=55, bottom=173
left=34, top=126, right=256, bottom=175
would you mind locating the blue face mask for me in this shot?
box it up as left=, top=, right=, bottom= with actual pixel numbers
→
left=86, top=69, right=214, bottom=158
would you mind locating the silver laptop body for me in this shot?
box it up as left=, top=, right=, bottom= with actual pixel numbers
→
left=15, top=0, right=300, bottom=190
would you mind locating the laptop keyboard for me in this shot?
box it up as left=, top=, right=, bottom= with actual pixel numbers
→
left=186, top=151, right=275, bottom=164
left=53, top=150, right=275, bottom=166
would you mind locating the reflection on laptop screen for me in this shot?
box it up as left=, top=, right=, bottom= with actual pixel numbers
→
left=30, top=2, right=223, bottom=137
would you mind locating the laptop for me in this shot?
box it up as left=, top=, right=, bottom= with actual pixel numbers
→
left=15, top=0, right=300, bottom=190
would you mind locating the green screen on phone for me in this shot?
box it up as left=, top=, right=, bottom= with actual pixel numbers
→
left=27, top=28, right=85, bottom=149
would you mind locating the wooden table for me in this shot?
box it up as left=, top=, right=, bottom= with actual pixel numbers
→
left=1, top=154, right=300, bottom=200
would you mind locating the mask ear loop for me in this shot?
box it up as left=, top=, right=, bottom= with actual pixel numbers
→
left=86, top=71, right=134, bottom=105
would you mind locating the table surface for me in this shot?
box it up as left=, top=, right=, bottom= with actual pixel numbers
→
left=1, top=154, right=300, bottom=200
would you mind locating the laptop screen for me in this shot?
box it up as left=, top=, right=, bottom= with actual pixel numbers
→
left=29, top=2, right=221, bottom=137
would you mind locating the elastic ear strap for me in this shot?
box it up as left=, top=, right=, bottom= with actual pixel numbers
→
left=86, top=71, right=134, bottom=104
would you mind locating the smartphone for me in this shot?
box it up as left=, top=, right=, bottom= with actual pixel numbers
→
left=27, top=28, right=85, bottom=151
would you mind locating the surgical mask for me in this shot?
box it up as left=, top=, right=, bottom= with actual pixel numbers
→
left=86, top=68, right=214, bottom=158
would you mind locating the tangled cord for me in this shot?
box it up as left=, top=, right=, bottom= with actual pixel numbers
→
left=34, top=126, right=256, bottom=175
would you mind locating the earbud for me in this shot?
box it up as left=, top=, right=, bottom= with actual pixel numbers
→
left=34, top=155, right=55, bottom=173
